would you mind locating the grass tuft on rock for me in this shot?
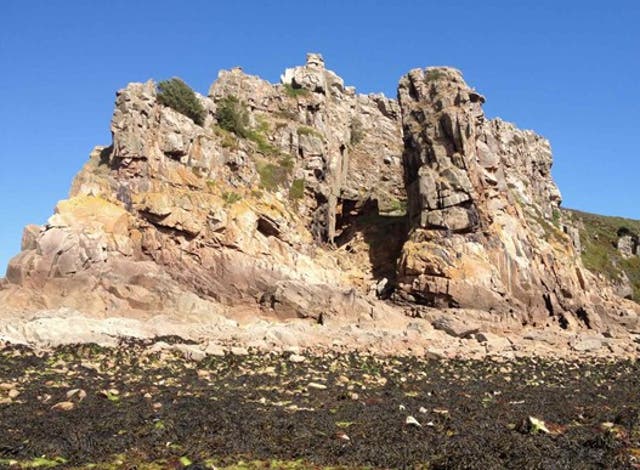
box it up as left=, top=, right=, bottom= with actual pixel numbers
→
left=216, top=95, right=250, bottom=137
left=283, top=83, right=309, bottom=98
left=288, top=178, right=305, bottom=200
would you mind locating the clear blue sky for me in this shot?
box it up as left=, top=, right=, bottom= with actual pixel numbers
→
left=1, top=0, right=638, bottom=276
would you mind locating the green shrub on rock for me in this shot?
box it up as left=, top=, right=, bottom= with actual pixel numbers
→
left=157, top=78, right=206, bottom=126
left=289, top=178, right=305, bottom=200
left=216, top=95, right=250, bottom=138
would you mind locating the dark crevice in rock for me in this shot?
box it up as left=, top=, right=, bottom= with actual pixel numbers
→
left=334, top=196, right=409, bottom=286
left=576, top=307, right=592, bottom=329
left=138, top=211, right=198, bottom=241
left=164, top=150, right=186, bottom=160
left=558, top=314, right=569, bottom=330
left=99, top=145, right=113, bottom=167
left=257, top=215, right=281, bottom=238
left=543, top=293, right=554, bottom=317
left=311, top=193, right=330, bottom=244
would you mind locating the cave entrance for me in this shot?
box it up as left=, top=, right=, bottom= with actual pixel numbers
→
left=334, top=196, right=409, bottom=287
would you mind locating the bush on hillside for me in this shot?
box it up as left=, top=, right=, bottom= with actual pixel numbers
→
left=216, top=95, right=250, bottom=138
left=157, top=78, right=206, bottom=126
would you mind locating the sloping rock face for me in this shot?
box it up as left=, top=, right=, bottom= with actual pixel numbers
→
left=395, top=67, right=638, bottom=330
left=2, top=54, right=403, bottom=324
left=1, top=55, right=638, bottom=342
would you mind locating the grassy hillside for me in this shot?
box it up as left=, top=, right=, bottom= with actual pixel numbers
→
left=564, top=209, right=640, bottom=302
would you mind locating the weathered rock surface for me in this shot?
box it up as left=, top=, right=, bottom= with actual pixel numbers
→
left=1, top=54, right=638, bottom=354
left=395, top=66, right=639, bottom=332
left=618, top=232, right=639, bottom=258
left=1, top=54, right=404, bottom=326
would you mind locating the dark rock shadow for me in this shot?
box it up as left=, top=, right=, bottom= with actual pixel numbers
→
left=334, top=198, right=409, bottom=287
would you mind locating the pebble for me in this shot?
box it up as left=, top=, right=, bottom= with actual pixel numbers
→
left=51, top=401, right=75, bottom=411
left=66, top=388, right=87, bottom=401
left=307, top=382, right=327, bottom=390
left=289, top=354, right=306, bottom=363
left=230, top=346, right=249, bottom=356
left=406, top=415, right=421, bottom=427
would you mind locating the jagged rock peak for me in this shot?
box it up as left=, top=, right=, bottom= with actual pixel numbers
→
left=279, top=52, right=346, bottom=96
left=1, top=55, right=638, bottom=349
left=305, top=52, right=325, bottom=68
left=395, top=65, right=636, bottom=332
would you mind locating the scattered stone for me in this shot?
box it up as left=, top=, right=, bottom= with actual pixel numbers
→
left=528, top=416, right=550, bottom=434
left=204, top=343, right=225, bottom=357
left=406, top=415, right=421, bottom=427
left=230, top=346, right=249, bottom=356
left=432, top=316, right=480, bottom=338
left=289, top=354, right=306, bottom=363
left=51, top=401, right=75, bottom=411
left=307, top=382, right=327, bottom=390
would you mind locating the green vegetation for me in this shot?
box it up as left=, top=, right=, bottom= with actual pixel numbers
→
left=0, top=456, right=68, bottom=468
left=567, top=209, right=640, bottom=301
left=216, top=101, right=280, bottom=156
left=350, top=117, right=364, bottom=146
left=552, top=208, right=561, bottom=227
left=425, top=68, right=447, bottom=81
left=283, top=83, right=309, bottom=98
left=288, top=178, right=305, bottom=200
left=212, top=124, right=238, bottom=150
left=387, top=198, right=407, bottom=214
left=222, top=191, right=242, bottom=205
left=275, top=108, right=299, bottom=120
left=216, top=95, right=250, bottom=137
left=297, top=126, right=322, bottom=138
left=157, top=78, right=206, bottom=126
left=257, top=157, right=294, bottom=191
left=245, top=127, right=279, bottom=156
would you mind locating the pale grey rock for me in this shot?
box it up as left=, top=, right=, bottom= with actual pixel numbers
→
left=571, top=335, right=606, bottom=352
left=618, top=234, right=638, bottom=258
left=432, top=315, right=480, bottom=338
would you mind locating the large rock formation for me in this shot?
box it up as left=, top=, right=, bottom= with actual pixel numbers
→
left=2, top=54, right=404, bottom=325
left=395, top=67, right=638, bottom=331
left=1, top=54, right=638, bottom=347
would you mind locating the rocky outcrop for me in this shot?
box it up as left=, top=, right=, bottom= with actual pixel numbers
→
left=1, top=55, right=638, bottom=349
left=395, top=67, right=637, bottom=330
left=1, top=54, right=403, bottom=325
left=617, top=231, right=639, bottom=258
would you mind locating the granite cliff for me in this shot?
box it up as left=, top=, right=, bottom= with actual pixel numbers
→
left=1, top=54, right=638, bottom=356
